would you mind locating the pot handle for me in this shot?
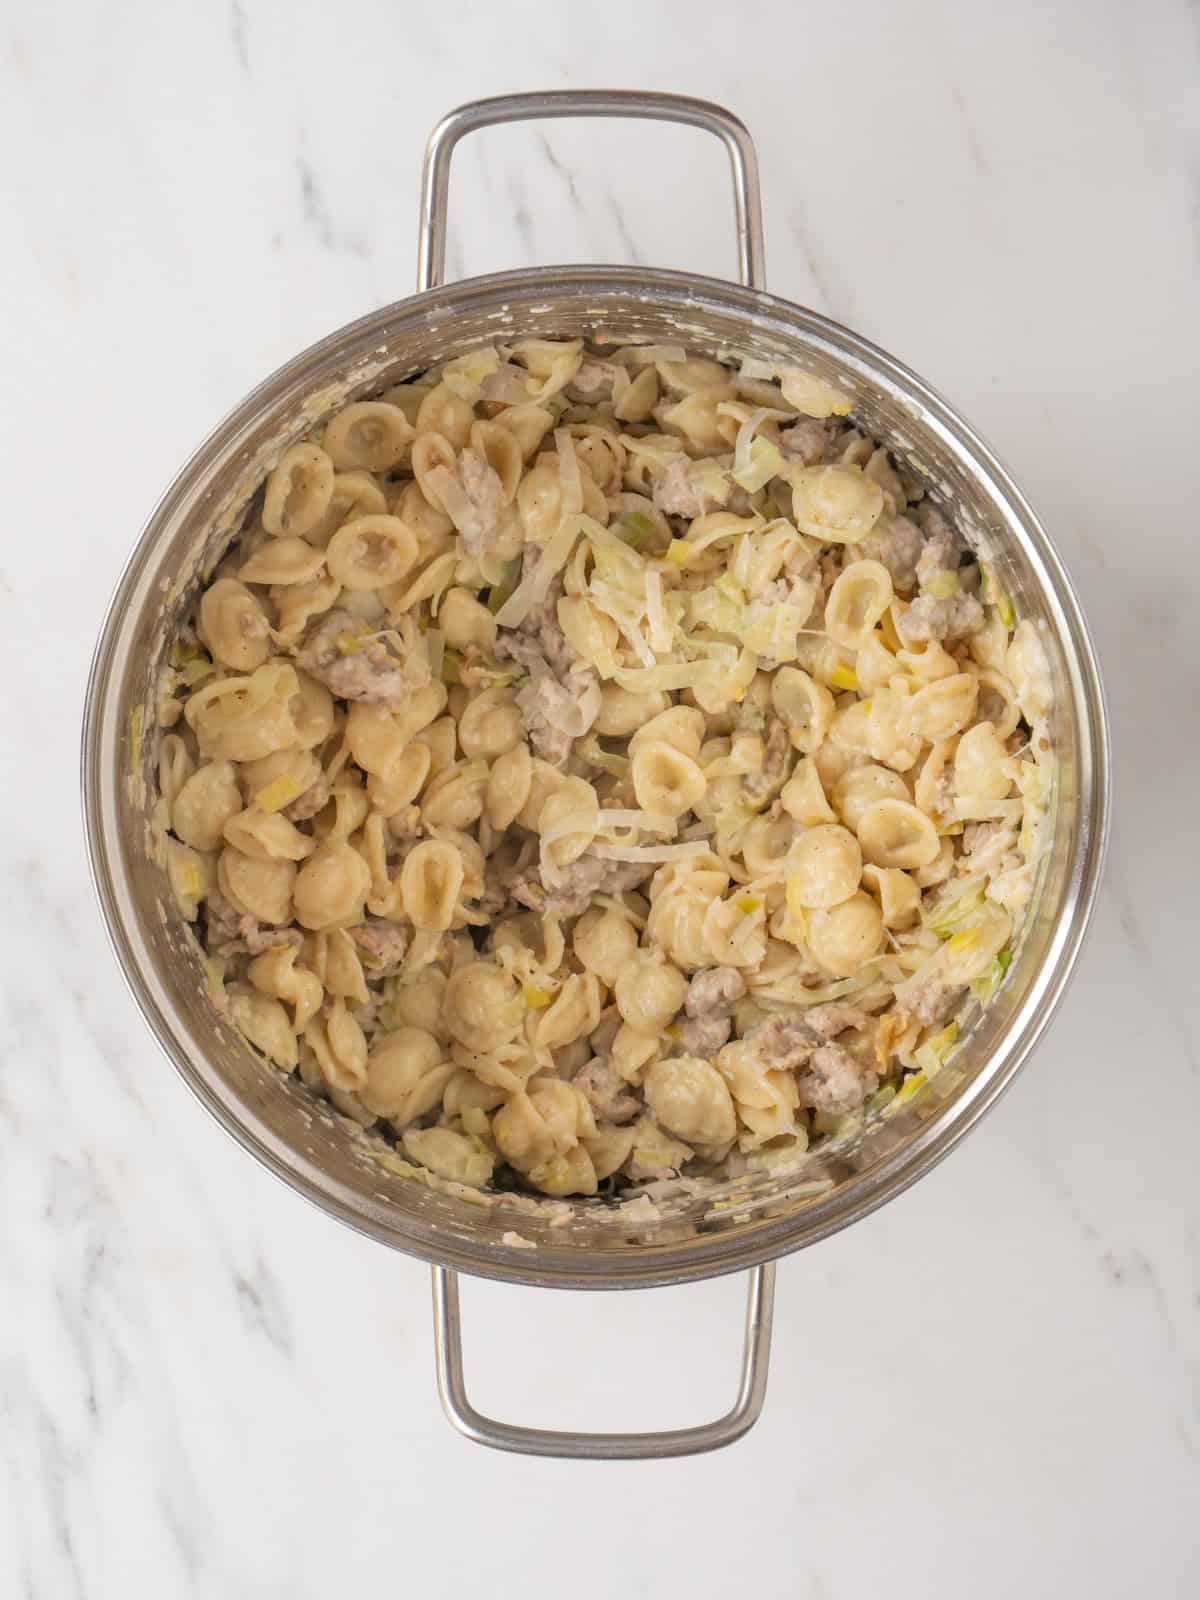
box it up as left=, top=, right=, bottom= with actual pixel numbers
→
left=431, top=1261, right=776, bottom=1459
left=418, top=90, right=772, bottom=1459
left=416, top=89, right=766, bottom=292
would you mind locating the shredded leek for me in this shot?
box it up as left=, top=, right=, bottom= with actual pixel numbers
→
left=887, top=1069, right=927, bottom=1112
left=925, top=570, right=960, bottom=601
left=522, top=983, right=552, bottom=1010
left=970, top=946, right=1013, bottom=1002
left=829, top=662, right=858, bottom=692
left=617, top=511, right=654, bottom=548
left=666, top=539, right=692, bottom=566
left=732, top=434, right=783, bottom=493
left=177, top=861, right=205, bottom=897
left=485, top=557, right=521, bottom=615
left=784, top=876, right=811, bottom=931
left=980, top=563, right=1015, bottom=627
left=924, top=876, right=986, bottom=937
left=741, top=599, right=810, bottom=662
left=913, top=1021, right=958, bottom=1079
left=735, top=893, right=762, bottom=914
left=255, top=775, right=302, bottom=813
left=176, top=656, right=215, bottom=688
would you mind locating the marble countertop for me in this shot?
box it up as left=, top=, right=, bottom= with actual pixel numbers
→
left=2, top=1, right=1197, bottom=1594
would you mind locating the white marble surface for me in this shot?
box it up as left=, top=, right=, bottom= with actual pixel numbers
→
left=2, top=0, right=1198, bottom=1593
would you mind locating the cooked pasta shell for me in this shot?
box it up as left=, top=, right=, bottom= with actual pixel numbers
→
left=262, top=443, right=334, bottom=538
left=324, top=401, right=414, bottom=472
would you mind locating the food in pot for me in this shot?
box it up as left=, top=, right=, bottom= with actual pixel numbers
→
left=153, top=336, right=1052, bottom=1198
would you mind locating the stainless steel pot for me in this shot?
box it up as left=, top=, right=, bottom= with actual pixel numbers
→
left=82, top=91, right=1110, bottom=1460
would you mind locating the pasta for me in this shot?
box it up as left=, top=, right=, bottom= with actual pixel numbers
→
left=158, top=336, right=1049, bottom=1198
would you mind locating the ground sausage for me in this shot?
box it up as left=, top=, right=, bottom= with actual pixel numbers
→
left=779, top=419, right=830, bottom=465
left=204, top=888, right=301, bottom=955
left=511, top=853, right=651, bottom=919
left=514, top=675, right=576, bottom=767
left=685, top=966, right=747, bottom=1018
left=897, top=591, right=985, bottom=645
left=574, top=1056, right=641, bottom=1124
left=859, top=514, right=924, bottom=594
left=744, top=1013, right=821, bottom=1071
left=894, top=973, right=965, bottom=1026
left=349, top=919, right=411, bottom=978
left=652, top=453, right=706, bottom=518
left=795, top=1043, right=878, bottom=1115
left=914, top=505, right=960, bottom=586
left=742, top=716, right=791, bottom=807
left=495, top=585, right=600, bottom=766
left=674, top=1014, right=732, bottom=1057
left=297, top=609, right=430, bottom=708
left=803, top=1002, right=871, bottom=1039
left=452, top=447, right=510, bottom=563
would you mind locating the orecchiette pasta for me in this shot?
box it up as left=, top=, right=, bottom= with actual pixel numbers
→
left=162, top=336, right=1046, bottom=1199
left=573, top=906, right=639, bottom=988
left=644, top=1055, right=736, bottom=1146
left=239, top=537, right=327, bottom=588
left=247, top=943, right=323, bottom=1033
left=444, top=962, right=520, bottom=1053
left=440, top=586, right=497, bottom=651
left=779, top=758, right=837, bottom=826
left=324, top=402, right=414, bottom=472
left=631, top=740, right=706, bottom=818
left=229, top=988, right=299, bottom=1070
left=262, top=443, right=334, bottom=538
left=400, top=839, right=463, bottom=931
left=401, top=1126, right=494, bottom=1187
left=326, top=516, right=418, bottom=591
left=360, top=1027, right=448, bottom=1121
left=219, top=847, right=295, bottom=925
left=308, top=470, right=388, bottom=548
left=199, top=579, right=270, bottom=672
left=486, top=741, right=532, bottom=831
left=832, top=764, right=912, bottom=833
left=537, top=779, right=600, bottom=870
left=805, top=891, right=884, bottom=976
left=457, top=687, right=522, bottom=760
left=909, top=673, right=980, bottom=743
left=789, top=464, right=884, bottom=543
left=787, top=824, right=863, bottom=909
left=861, top=864, right=921, bottom=931
left=293, top=840, right=370, bottom=929
left=824, top=560, right=894, bottom=649
left=172, top=761, right=242, bottom=852
left=614, top=953, right=687, bottom=1033
left=416, top=384, right=475, bottom=450
left=223, top=806, right=315, bottom=863
left=166, top=837, right=214, bottom=921
left=857, top=799, right=942, bottom=871
left=595, top=684, right=670, bottom=737
left=771, top=668, right=834, bottom=754
left=185, top=662, right=300, bottom=763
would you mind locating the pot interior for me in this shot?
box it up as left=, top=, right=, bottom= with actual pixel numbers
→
left=84, top=268, right=1107, bottom=1287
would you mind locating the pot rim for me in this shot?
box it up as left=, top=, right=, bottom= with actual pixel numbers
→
left=82, top=263, right=1110, bottom=1289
